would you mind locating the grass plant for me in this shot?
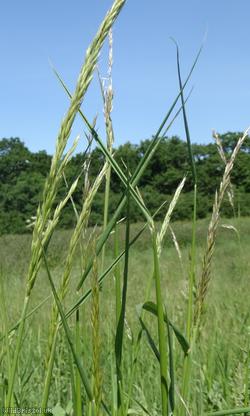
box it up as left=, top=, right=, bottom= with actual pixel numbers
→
left=0, top=2, right=250, bottom=415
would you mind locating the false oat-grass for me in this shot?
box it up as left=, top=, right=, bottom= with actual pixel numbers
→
left=213, top=130, right=235, bottom=214
left=99, top=29, right=115, bottom=274
left=5, top=0, right=126, bottom=407
left=42, top=162, right=107, bottom=407
left=175, top=41, right=198, bottom=414
left=125, top=178, right=186, bottom=416
left=195, top=127, right=250, bottom=327
left=3, top=2, right=250, bottom=414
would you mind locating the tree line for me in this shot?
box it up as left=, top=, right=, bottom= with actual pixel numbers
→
left=1, top=132, right=250, bottom=234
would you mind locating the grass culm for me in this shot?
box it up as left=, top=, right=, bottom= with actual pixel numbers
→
left=0, top=1, right=250, bottom=415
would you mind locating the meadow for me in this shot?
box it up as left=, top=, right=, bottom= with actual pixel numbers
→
left=0, top=0, right=250, bottom=414
left=0, top=218, right=250, bottom=414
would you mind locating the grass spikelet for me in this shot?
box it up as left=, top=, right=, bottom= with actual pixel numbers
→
left=60, top=161, right=107, bottom=301
left=28, top=141, right=81, bottom=295
left=169, top=225, right=183, bottom=265
left=42, top=163, right=107, bottom=406
left=157, top=177, right=186, bottom=256
left=29, top=0, right=126, bottom=295
left=169, top=225, right=185, bottom=280
left=6, top=0, right=126, bottom=406
left=195, top=127, right=250, bottom=326
left=213, top=130, right=235, bottom=213
left=100, top=29, right=115, bottom=274
left=48, top=0, right=126, bottom=185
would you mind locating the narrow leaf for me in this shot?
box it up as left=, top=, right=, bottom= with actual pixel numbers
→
left=139, top=317, right=160, bottom=362
left=142, top=301, right=190, bottom=356
left=54, top=46, right=201, bottom=291
left=166, top=312, right=175, bottom=412
left=64, top=201, right=169, bottom=322
left=115, top=172, right=131, bottom=410
left=41, top=243, right=93, bottom=402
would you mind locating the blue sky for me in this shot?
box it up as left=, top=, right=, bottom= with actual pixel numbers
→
left=1, top=1, right=250, bottom=154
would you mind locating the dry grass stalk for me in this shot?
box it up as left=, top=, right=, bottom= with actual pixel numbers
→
left=60, top=162, right=107, bottom=301
left=169, top=225, right=183, bottom=264
left=45, top=162, right=107, bottom=368
left=83, top=127, right=94, bottom=200
left=105, top=29, right=115, bottom=151
left=27, top=139, right=80, bottom=295
left=99, top=29, right=114, bottom=151
left=169, top=225, right=185, bottom=284
left=157, top=177, right=186, bottom=256
left=213, top=130, right=235, bottom=212
left=100, top=29, right=115, bottom=272
left=195, top=127, right=250, bottom=325
left=221, top=223, right=240, bottom=239
left=7, top=0, right=128, bottom=407
left=26, top=0, right=126, bottom=296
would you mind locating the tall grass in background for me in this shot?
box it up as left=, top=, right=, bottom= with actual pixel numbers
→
left=0, top=1, right=250, bottom=415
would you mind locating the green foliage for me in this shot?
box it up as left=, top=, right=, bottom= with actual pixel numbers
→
left=1, top=218, right=250, bottom=412
left=0, top=138, right=52, bottom=233
left=1, top=133, right=250, bottom=234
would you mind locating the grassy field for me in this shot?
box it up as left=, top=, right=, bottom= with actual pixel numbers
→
left=1, top=217, right=249, bottom=414
left=1, top=0, right=250, bottom=414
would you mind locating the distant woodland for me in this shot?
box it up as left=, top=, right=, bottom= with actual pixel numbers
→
left=1, top=132, right=250, bottom=234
